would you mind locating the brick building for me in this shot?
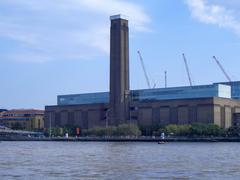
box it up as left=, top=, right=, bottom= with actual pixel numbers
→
left=45, top=15, right=240, bottom=131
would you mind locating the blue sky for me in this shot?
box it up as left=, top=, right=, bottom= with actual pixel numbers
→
left=1, top=0, right=240, bottom=109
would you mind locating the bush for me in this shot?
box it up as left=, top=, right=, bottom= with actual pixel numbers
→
left=83, top=124, right=141, bottom=137
left=63, top=124, right=78, bottom=136
left=47, top=124, right=79, bottom=137
left=140, top=124, right=163, bottom=136
left=50, top=127, right=63, bottom=136
left=116, top=124, right=141, bottom=136
left=190, top=123, right=224, bottom=136
left=11, top=122, right=24, bottom=130
left=227, top=127, right=240, bottom=137
left=164, top=124, right=191, bottom=136
left=155, top=123, right=225, bottom=137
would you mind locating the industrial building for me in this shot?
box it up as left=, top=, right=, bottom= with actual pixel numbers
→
left=45, top=15, right=240, bottom=131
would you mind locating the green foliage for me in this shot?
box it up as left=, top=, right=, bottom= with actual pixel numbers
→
left=227, top=127, right=240, bottom=137
left=63, top=124, right=78, bottom=136
left=47, top=124, right=79, bottom=137
left=11, top=122, right=24, bottom=130
left=156, top=124, right=191, bottom=136
left=83, top=127, right=108, bottom=136
left=117, top=124, right=141, bottom=136
left=154, top=123, right=225, bottom=137
left=50, top=127, right=63, bottom=137
left=83, top=124, right=141, bottom=137
left=190, top=123, right=224, bottom=136
left=46, top=122, right=240, bottom=137
left=140, top=124, right=163, bottom=136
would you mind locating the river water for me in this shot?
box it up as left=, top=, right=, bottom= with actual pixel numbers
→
left=0, top=142, right=240, bottom=180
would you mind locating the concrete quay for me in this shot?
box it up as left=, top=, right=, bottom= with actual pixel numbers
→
left=1, top=136, right=240, bottom=142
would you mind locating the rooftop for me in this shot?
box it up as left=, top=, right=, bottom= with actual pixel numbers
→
left=1, top=109, right=44, bottom=115
left=110, top=14, right=128, bottom=20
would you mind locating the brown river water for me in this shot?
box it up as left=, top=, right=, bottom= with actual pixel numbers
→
left=0, top=142, right=240, bottom=179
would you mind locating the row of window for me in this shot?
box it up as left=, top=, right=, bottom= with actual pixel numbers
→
left=2, top=114, right=34, bottom=117
left=57, top=83, right=240, bottom=105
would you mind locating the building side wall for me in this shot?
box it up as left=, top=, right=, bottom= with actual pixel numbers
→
left=196, top=105, right=214, bottom=124
left=178, top=106, right=189, bottom=124
left=44, top=98, right=240, bottom=130
left=45, top=104, right=107, bottom=130
left=214, top=105, right=221, bottom=127
left=160, top=107, right=171, bottom=125
left=213, top=97, right=240, bottom=128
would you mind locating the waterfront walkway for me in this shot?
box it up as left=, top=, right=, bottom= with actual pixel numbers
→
left=1, top=136, right=240, bottom=142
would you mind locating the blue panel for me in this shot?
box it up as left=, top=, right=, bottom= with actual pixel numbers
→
left=214, top=81, right=240, bottom=99
left=57, top=82, right=236, bottom=105
left=130, top=84, right=230, bottom=102
left=58, top=92, right=109, bottom=105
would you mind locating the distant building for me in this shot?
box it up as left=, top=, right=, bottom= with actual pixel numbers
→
left=0, top=109, right=7, bottom=113
left=45, top=15, right=240, bottom=132
left=0, top=109, right=44, bottom=131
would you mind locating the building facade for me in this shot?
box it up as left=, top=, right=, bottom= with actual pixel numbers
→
left=45, top=15, right=240, bottom=131
left=45, top=97, right=240, bottom=130
left=0, top=109, right=44, bottom=131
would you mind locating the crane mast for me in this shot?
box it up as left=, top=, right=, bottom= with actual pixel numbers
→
left=137, top=51, right=151, bottom=89
left=213, top=56, right=231, bottom=82
left=182, top=53, right=193, bottom=87
left=165, top=71, right=167, bottom=88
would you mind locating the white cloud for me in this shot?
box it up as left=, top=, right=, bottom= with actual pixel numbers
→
left=0, top=0, right=151, bottom=63
left=185, top=0, right=240, bottom=35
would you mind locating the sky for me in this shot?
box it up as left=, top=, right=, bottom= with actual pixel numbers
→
left=0, top=0, right=240, bottom=110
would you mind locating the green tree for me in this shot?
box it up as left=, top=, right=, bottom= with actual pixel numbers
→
left=227, top=127, right=240, bottom=137
left=116, top=124, right=141, bottom=136
left=190, top=123, right=223, bottom=136
left=11, top=122, right=24, bottom=130
left=82, top=124, right=141, bottom=137
left=163, top=124, right=191, bottom=136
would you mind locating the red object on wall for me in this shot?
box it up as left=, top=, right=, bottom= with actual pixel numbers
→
left=76, top=128, right=80, bottom=135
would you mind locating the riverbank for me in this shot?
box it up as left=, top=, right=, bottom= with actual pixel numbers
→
left=1, top=136, right=240, bottom=142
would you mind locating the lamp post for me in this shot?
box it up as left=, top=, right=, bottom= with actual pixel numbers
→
left=49, top=112, right=52, bottom=137
left=106, top=109, right=110, bottom=128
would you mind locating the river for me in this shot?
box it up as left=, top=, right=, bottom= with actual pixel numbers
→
left=0, top=142, right=240, bottom=179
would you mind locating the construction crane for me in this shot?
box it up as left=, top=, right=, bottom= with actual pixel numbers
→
left=164, top=71, right=167, bottom=88
left=182, top=53, right=193, bottom=87
left=137, top=50, right=151, bottom=89
left=213, top=56, right=231, bottom=82
left=153, top=82, right=157, bottom=89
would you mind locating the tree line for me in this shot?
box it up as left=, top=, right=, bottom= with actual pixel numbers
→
left=45, top=123, right=240, bottom=137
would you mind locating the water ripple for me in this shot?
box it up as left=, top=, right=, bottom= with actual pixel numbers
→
left=1, top=142, right=240, bottom=179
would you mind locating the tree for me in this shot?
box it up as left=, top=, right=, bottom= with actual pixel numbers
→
left=189, top=123, right=225, bottom=136
left=227, top=127, right=240, bottom=137
left=82, top=124, right=141, bottom=137
left=11, top=122, right=24, bottom=130
left=116, top=124, right=141, bottom=136
left=154, top=123, right=225, bottom=137
left=163, top=124, right=191, bottom=136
